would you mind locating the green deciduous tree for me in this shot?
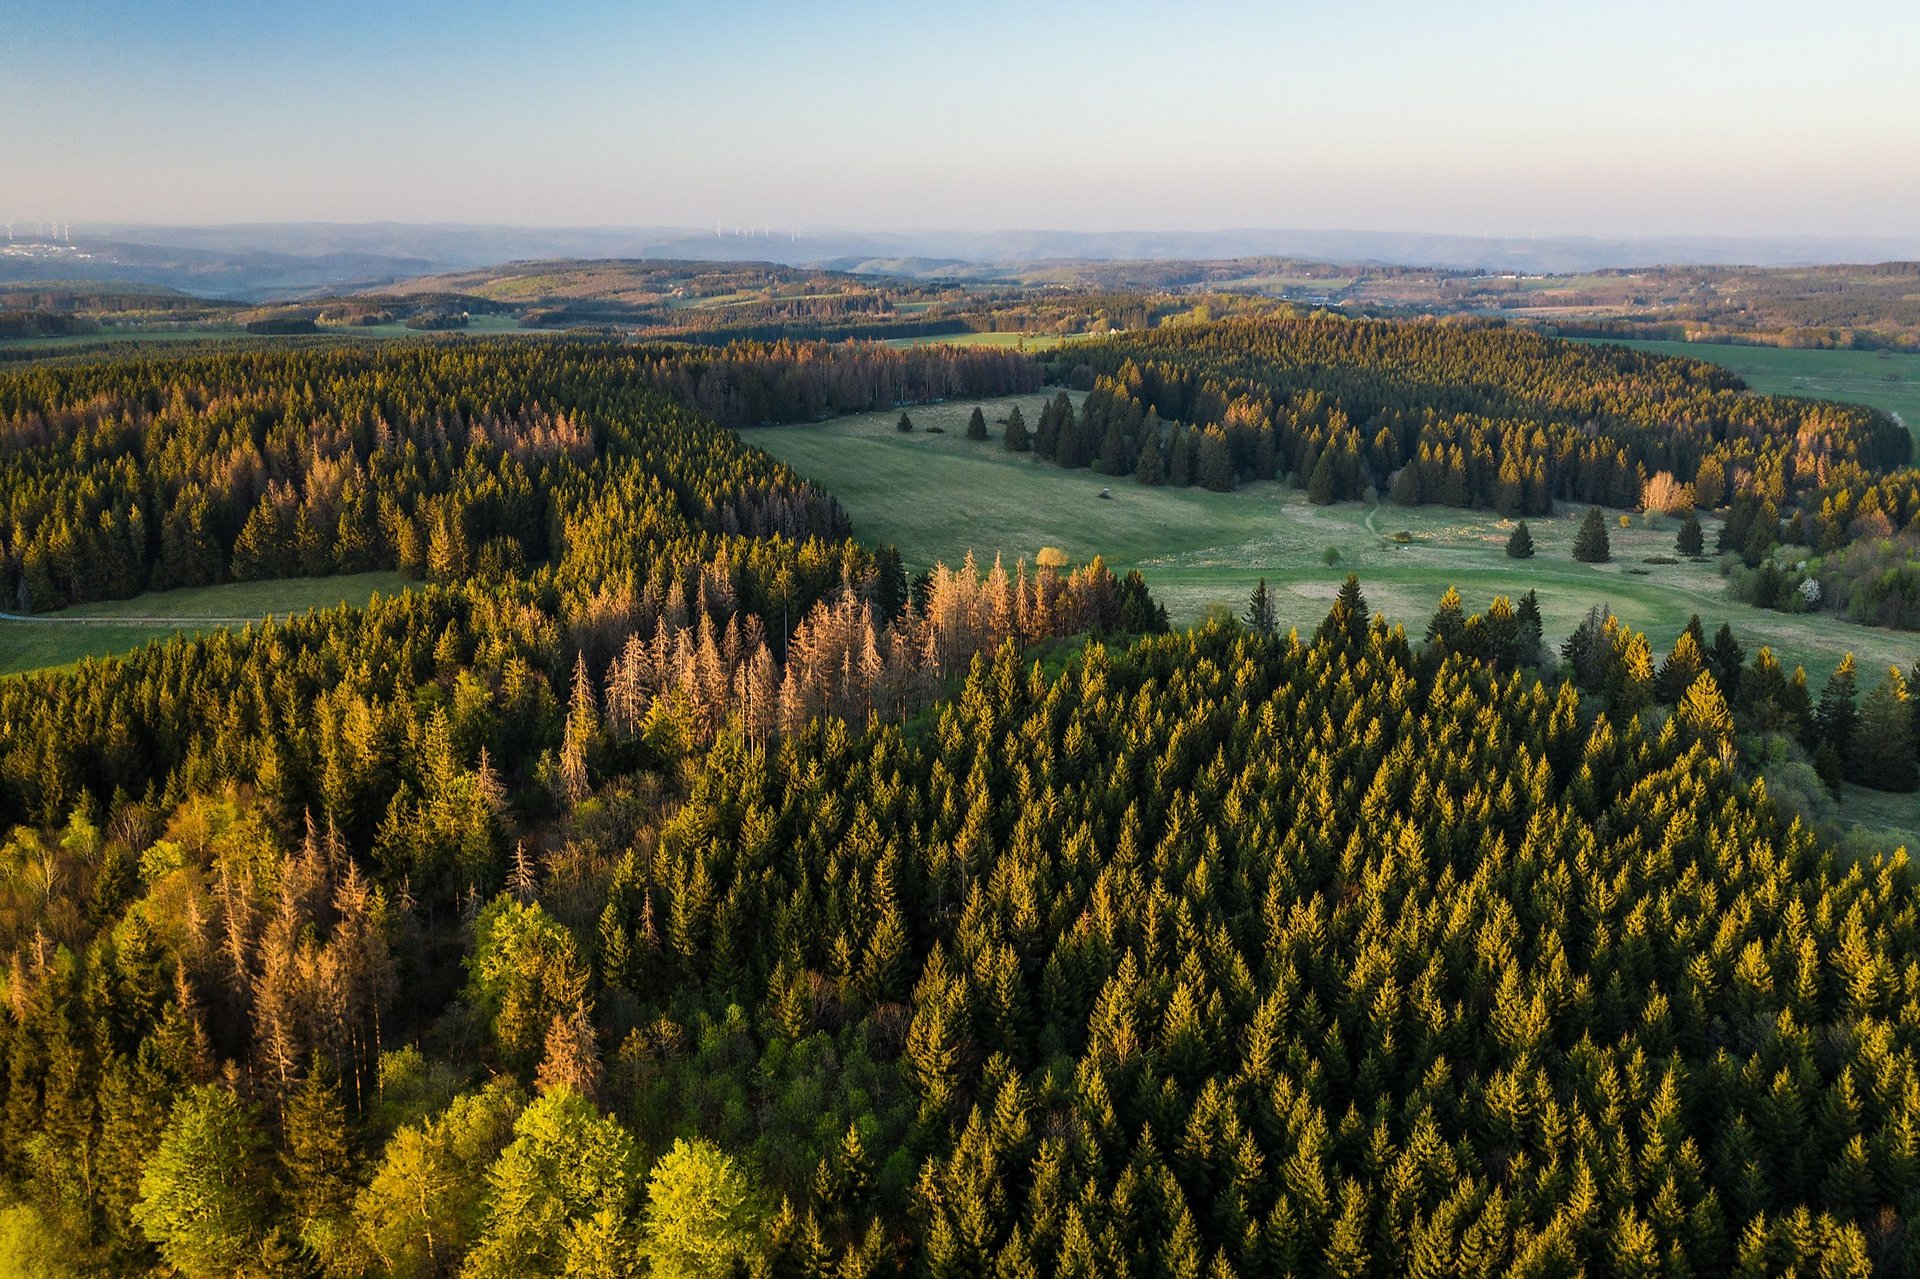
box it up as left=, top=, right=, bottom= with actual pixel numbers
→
left=132, top=1086, right=271, bottom=1279
left=464, top=1087, right=639, bottom=1279
left=351, top=1081, right=523, bottom=1279
left=642, top=1138, right=767, bottom=1279
left=467, top=897, right=590, bottom=1070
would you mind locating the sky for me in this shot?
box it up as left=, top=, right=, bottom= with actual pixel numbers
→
left=5, top=0, right=1919, bottom=238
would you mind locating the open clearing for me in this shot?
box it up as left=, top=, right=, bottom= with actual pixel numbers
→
left=748, top=395, right=1920, bottom=681
left=0, top=572, right=410, bottom=676
left=1576, top=338, right=1920, bottom=438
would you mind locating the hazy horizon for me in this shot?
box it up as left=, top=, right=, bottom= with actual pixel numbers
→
left=7, top=0, right=1918, bottom=239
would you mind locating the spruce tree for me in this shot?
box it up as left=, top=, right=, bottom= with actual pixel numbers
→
left=1572, top=507, right=1612, bottom=563
left=1516, top=590, right=1545, bottom=664
left=1676, top=510, right=1704, bottom=557
left=1850, top=667, right=1917, bottom=791
left=282, top=1069, right=355, bottom=1250
left=1316, top=575, right=1370, bottom=649
left=1166, top=427, right=1194, bottom=486
left=1133, top=421, right=1164, bottom=485
left=1506, top=521, right=1535, bottom=559
left=1244, top=578, right=1277, bottom=637
left=1199, top=430, right=1234, bottom=492
left=1655, top=629, right=1707, bottom=703
left=966, top=407, right=988, bottom=441
left=1707, top=623, right=1746, bottom=699
left=895, top=412, right=913, bottom=433
left=1424, top=586, right=1466, bottom=649
left=1816, top=654, right=1859, bottom=762
left=1003, top=405, right=1030, bottom=453
left=1307, top=448, right=1338, bottom=504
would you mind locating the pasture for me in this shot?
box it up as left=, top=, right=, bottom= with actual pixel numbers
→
left=0, top=572, right=410, bottom=676
left=1577, top=338, right=1920, bottom=437
left=748, top=395, right=1920, bottom=682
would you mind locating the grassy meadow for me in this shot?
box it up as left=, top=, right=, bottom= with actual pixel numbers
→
left=748, top=394, right=1920, bottom=682
left=881, top=331, right=1076, bottom=351
left=0, top=572, right=410, bottom=676
left=1577, top=338, right=1920, bottom=436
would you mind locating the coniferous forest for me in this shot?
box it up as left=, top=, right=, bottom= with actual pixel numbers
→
left=0, top=326, right=1917, bottom=1279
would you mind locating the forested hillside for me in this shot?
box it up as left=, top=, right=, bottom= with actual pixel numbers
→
left=0, top=331, right=1915, bottom=1278
left=3, top=580, right=1917, bottom=1276
left=1040, top=314, right=1911, bottom=513
left=0, top=339, right=1036, bottom=613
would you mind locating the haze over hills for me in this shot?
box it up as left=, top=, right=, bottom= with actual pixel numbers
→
left=10, top=222, right=1920, bottom=300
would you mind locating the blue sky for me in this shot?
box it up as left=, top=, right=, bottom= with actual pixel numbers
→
left=4, top=0, right=1917, bottom=236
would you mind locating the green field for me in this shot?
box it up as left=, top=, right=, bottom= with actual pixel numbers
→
left=1577, top=338, right=1920, bottom=436
left=881, top=331, right=1075, bottom=351
left=0, top=572, right=411, bottom=676
left=1841, top=784, right=1920, bottom=849
left=749, top=395, right=1920, bottom=681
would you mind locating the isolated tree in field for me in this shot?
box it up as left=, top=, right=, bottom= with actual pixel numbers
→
left=1244, top=578, right=1276, bottom=637
left=1572, top=506, right=1611, bottom=563
left=1002, top=405, right=1029, bottom=452
left=133, top=1086, right=270, bottom=1279
left=1850, top=667, right=1917, bottom=791
left=966, top=406, right=987, bottom=441
left=1506, top=521, right=1535, bottom=559
left=895, top=411, right=913, bottom=433
left=1676, top=510, right=1704, bottom=557
left=1032, top=401, right=1058, bottom=458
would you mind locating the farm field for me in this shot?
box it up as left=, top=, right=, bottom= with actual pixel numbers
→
left=1575, top=338, right=1920, bottom=436
left=748, top=395, right=1920, bottom=682
left=0, top=571, right=410, bottom=676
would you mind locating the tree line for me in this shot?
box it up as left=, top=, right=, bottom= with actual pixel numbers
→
left=0, top=338, right=1035, bottom=613
left=1038, top=314, right=1911, bottom=528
